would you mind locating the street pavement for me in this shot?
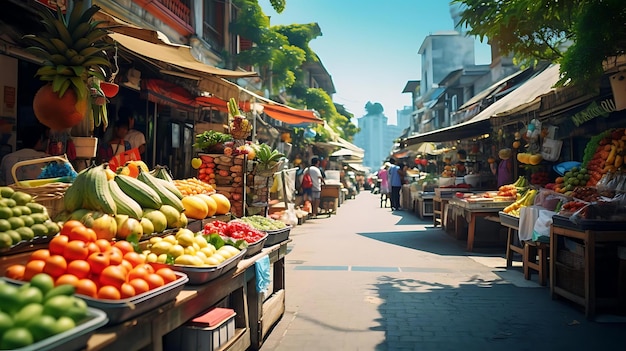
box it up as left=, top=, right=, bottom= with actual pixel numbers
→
left=259, top=191, right=625, bottom=351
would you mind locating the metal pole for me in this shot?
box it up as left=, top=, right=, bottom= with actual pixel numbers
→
left=252, top=96, right=257, bottom=143
left=152, top=101, right=158, bottom=167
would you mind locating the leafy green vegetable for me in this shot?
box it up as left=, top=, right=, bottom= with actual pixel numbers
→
left=206, top=234, right=225, bottom=250
left=193, top=130, right=233, bottom=151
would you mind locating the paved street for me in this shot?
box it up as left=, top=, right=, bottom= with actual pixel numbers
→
left=260, top=191, right=625, bottom=351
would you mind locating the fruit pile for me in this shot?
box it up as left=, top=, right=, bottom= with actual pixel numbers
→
left=0, top=187, right=60, bottom=250
left=196, top=154, right=245, bottom=217
left=5, top=220, right=178, bottom=300
left=0, top=273, right=88, bottom=348
left=180, top=193, right=230, bottom=220
left=530, top=171, right=550, bottom=186
left=516, top=153, right=543, bottom=165
left=204, top=220, right=266, bottom=244
left=583, top=128, right=625, bottom=185
left=553, top=166, right=590, bottom=195
left=502, top=188, right=538, bottom=217
left=235, top=215, right=287, bottom=231
left=142, top=228, right=241, bottom=267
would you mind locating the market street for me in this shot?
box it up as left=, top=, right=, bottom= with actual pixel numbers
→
left=260, top=191, right=625, bottom=351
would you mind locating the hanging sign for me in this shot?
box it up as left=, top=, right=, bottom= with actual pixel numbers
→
left=570, top=99, right=616, bottom=127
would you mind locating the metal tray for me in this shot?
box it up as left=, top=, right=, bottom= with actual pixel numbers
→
left=79, top=271, right=188, bottom=325
left=0, top=235, right=55, bottom=256
left=552, top=214, right=626, bottom=231
left=151, top=248, right=247, bottom=285
left=243, top=232, right=268, bottom=258
left=264, top=226, right=291, bottom=247
left=13, top=307, right=107, bottom=351
left=498, top=211, right=519, bottom=229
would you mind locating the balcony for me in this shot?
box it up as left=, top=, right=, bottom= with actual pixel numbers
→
left=135, top=0, right=193, bottom=36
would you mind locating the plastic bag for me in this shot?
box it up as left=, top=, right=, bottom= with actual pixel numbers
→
left=532, top=209, right=557, bottom=241
left=255, top=255, right=271, bottom=294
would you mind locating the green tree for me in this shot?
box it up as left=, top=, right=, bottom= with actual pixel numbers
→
left=453, top=0, right=626, bottom=87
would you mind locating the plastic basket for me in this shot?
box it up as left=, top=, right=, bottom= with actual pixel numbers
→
left=9, top=156, right=74, bottom=219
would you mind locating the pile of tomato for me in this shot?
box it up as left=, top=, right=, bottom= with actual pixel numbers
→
left=203, top=220, right=265, bottom=243
left=5, top=220, right=178, bottom=300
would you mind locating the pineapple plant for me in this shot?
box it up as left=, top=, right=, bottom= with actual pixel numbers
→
left=24, top=0, right=112, bottom=131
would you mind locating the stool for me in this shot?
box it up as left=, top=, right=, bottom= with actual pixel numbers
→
left=523, top=241, right=549, bottom=286
left=380, top=193, right=390, bottom=208
left=505, top=227, right=524, bottom=268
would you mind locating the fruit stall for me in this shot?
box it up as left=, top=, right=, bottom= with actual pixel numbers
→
left=0, top=95, right=294, bottom=349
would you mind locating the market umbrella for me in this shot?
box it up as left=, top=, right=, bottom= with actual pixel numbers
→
left=408, top=142, right=436, bottom=156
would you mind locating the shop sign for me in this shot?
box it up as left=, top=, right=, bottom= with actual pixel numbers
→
left=571, top=99, right=616, bottom=127
left=35, top=0, right=67, bottom=12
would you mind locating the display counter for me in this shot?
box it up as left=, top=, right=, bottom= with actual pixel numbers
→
left=550, top=223, right=626, bottom=319
left=414, top=192, right=434, bottom=219
left=447, top=197, right=514, bottom=251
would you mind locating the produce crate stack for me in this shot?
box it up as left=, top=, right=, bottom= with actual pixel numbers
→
left=199, top=154, right=246, bottom=218
left=246, top=161, right=273, bottom=216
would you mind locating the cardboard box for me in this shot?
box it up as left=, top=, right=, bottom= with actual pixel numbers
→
left=165, top=308, right=236, bottom=351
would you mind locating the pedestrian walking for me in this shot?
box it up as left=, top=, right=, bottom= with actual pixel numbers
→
left=388, top=158, right=403, bottom=210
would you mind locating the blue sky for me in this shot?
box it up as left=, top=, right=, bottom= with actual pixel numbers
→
left=259, top=0, right=492, bottom=124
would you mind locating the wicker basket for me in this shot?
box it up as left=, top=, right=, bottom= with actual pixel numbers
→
left=9, top=156, right=74, bottom=219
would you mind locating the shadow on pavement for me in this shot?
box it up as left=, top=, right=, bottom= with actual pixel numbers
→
left=358, top=228, right=503, bottom=257
left=371, top=275, right=625, bottom=351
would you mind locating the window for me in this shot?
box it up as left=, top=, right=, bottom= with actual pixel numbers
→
left=450, top=95, right=458, bottom=112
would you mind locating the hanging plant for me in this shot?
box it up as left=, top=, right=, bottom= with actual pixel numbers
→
left=24, top=0, right=112, bottom=131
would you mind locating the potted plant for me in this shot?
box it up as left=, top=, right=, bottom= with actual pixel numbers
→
left=24, top=0, right=112, bottom=132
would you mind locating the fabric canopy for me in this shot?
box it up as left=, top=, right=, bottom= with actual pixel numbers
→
left=404, top=64, right=562, bottom=146
left=108, top=32, right=257, bottom=79
left=142, top=79, right=198, bottom=110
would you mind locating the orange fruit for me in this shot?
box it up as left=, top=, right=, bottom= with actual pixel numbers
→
left=43, top=255, right=67, bottom=278
left=144, top=273, right=165, bottom=290
left=99, top=265, right=126, bottom=289
left=55, top=274, right=79, bottom=287
left=75, top=278, right=98, bottom=298
left=5, top=264, right=25, bottom=280
left=30, top=249, right=50, bottom=261
left=94, top=239, right=112, bottom=253
left=107, top=247, right=123, bottom=265
left=63, top=240, right=89, bottom=261
left=119, top=260, right=133, bottom=275
left=128, top=278, right=150, bottom=295
left=155, top=268, right=177, bottom=284
left=126, top=162, right=139, bottom=178
left=60, top=220, right=85, bottom=237
left=67, top=260, right=91, bottom=279
left=123, top=252, right=145, bottom=267
left=68, top=226, right=96, bottom=243
left=49, top=235, right=69, bottom=255
left=23, top=260, right=46, bottom=281
left=97, top=285, right=121, bottom=300
left=127, top=265, right=151, bottom=282
left=87, top=252, right=110, bottom=275
left=113, top=241, right=135, bottom=255
left=120, top=283, right=136, bottom=298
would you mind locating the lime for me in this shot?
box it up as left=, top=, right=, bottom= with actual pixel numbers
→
left=0, top=219, right=10, bottom=232
left=11, top=207, right=22, bottom=217
left=0, top=327, right=34, bottom=349
left=0, top=311, right=14, bottom=336
left=30, top=213, right=48, bottom=225
left=30, top=273, right=55, bottom=295
left=16, top=286, right=43, bottom=308
left=0, top=186, right=15, bottom=198
left=1, top=198, right=16, bottom=208
left=11, top=192, right=32, bottom=206
left=54, top=316, right=76, bottom=334
left=26, top=315, right=57, bottom=342
left=0, top=232, right=12, bottom=248
left=16, top=227, right=35, bottom=241
left=5, top=230, right=21, bottom=244
left=26, top=202, right=46, bottom=214
left=66, top=298, right=88, bottom=323
left=18, top=206, right=31, bottom=216
left=30, top=224, right=49, bottom=237
left=191, top=157, right=203, bottom=169
left=0, top=284, right=20, bottom=313
left=8, top=217, right=25, bottom=230
left=0, top=207, right=12, bottom=219
left=43, top=295, right=74, bottom=319
left=13, top=303, right=44, bottom=327
left=20, top=215, right=35, bottom=227
left=43, top=221, right=60, bottom=236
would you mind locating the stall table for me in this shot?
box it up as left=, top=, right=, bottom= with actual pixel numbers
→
left=414, top=192, right=434, bottom=219
left=550, top=221, right=626, bottom=319
left=82, top=240, right=291, bottom=350
left=447, top=197, right=514, bottom=251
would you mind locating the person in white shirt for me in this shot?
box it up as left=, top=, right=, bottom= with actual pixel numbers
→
left=309, top=156, right=325, bottom=218
left=119, top=107, right=146, bottom=156
left=0, top=129, right=47, bottom=185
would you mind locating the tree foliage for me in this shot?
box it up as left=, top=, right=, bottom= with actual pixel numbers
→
left=365, top=101, right=384, bottom=115
left=453, top=0, right=626, bottom=87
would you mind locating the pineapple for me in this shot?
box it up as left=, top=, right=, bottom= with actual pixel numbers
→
left=227, top=98, right=252, bottom=140
left=24, top=0, right=112, bottom=129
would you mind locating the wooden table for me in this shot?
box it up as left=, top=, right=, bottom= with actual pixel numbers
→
left=415, top=192, right=434, bottom=219
left=432, top=196, right=449, bottom=228
left=84, top=240, right=290, bottom=350
left=550, top=223, right=626, bottom=319
left=447, top=198, right=513, bottom=252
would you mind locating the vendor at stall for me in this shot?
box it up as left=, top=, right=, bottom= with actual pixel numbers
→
left=455, top=149, right=468, bottom=175
left=491, top=148, right=513, bottom=187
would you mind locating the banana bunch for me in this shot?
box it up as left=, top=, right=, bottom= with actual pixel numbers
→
left=503, top=188, right=537, bottom=216
left=23, top=1, right=111, bottom=106
left=227, top=98, right=252, bottom=139
left=512, top=175, right=529, bottom=196
left=255, top=143, right=284, bottom=167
